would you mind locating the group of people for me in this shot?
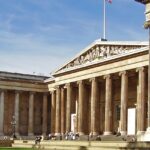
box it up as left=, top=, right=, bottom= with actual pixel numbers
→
left=47, top=132, right=79, bottom=141
left=65, top=132, right=79, bottom=140
left=34, top=132, right=136, bottom=144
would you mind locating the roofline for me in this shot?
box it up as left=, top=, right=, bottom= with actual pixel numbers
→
left=0, top=71, right=49, bottom=78
left=0, top=71, right=50, bottom=82
left=44, top=77, right=55, bottom=83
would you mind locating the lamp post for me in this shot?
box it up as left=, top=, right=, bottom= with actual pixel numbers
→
left=11, top=115, right=16, bottom=139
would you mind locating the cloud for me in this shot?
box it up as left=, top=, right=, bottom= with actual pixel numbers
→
left=0, top=0, right=148, bottom=75
left=0, top=49, right=68, bottom=76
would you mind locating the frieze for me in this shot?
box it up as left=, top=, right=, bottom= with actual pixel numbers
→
left=61, top=45, right=142, bottom=71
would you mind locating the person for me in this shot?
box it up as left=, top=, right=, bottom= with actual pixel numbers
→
left=48, top=133, right=56, bottom=140
left=75, top=133, right=79, bottom=140
left=35, top=136, right=42, bottom=145
left=65, top=132, right=69, bottom=140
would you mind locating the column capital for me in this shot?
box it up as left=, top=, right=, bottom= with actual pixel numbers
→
left=65, top=83, right=72, bottom=87
left=77, top=80, right=84, bottom=85
left=50, top=90, right=56, bottom=94
left=103, top=74, right=111, bottom=80
left=29, top=91, right=35, bottom=95
left=119, top=71, right=128, bottom=76
left=136, top=67, right=145, bottom=73
left=89, top=77, right=98, bottom=82
left=55, top=85, right=60, bottom=90
left=15, top=90, right=22, bottom=94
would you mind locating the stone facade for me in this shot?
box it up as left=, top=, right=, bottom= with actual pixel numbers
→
left=0, top=72, right=51, bottom=136
left=0, top=40, right=150, bottom=139
left=47, top=41, right=150, bottom=137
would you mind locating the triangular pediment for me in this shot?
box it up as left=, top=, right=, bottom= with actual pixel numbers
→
left=53, top=40, right=148, bottom=75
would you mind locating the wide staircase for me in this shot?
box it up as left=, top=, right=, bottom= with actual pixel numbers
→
left=12, top=140, right=150, bottom=150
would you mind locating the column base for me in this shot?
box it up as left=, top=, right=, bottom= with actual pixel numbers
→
left=120, top=131, right=127, bottom=136
left=137, top=131, right=145, bottom=135
left=78, top=132, right=84, bottom=136
left=55, top=133, right=61, bottom=136
left=146, top=127, right=150, bottom=133
left=137, top=127, right=150, bottom=141
left=92, top=132, right=99, bottom=136
left=104, top=131, right=112, bottom=136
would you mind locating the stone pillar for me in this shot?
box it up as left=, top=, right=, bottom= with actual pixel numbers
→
left=78, top=80, right=85, bottom=135
left=66, top=83, right=72, bottom=133
left=14, top=91, right=20, bottom=135
left=90, top=78, right=99, bottom=135
left=42, top=93, right=48, bottom=136
left=136, top=67, right=145, bottom=135
left=104, top=75, right=112, bottom=135
left=55, top=87, right=61, bottom=135
left=0, top=90, right=4, bottom=135
left=61, top=88, right=65, bottom=134
left=119, top=71, right=128, bottom=135
left=28, top=92, right=34, bottom=136
left=51, top=91, right=56, bottom=134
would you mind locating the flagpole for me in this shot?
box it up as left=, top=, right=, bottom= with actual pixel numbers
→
left=103, top=0, right=106, bottom=40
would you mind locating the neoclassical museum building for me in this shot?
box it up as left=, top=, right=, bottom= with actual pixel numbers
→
left=0, top=40, right=150, bottom=139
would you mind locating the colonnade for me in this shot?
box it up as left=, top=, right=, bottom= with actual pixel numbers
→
left=0, top=90, right=49, bottom=136
left=51, top=67, right=147, bottom=136
left=0, top=67, right=147, bottom=137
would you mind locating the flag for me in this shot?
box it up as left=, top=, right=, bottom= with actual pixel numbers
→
left=106, top=0, right=112, bottom=3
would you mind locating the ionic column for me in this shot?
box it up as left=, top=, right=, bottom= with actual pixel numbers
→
left=14, top=91, right=20, bottom=135
left=90, top=78, right=99, bottom=135
left=119, top=71, right=128, bottom=135
left=66, top=83, right=72, bottom=133
left=104, top=75, right=112, bottom=135
left=136, top=67, right=145, bottom=135
left=42, top=93, right=48, bottom=136
left=61, top=88, right=65, bottom=134
left=0, top=90, right=4, bottom=135
left=55, top=86, right=61, bottom=135
left=78, top=80, right=85, bottom=135
left=28, top=92, right=34, bottom=136
left=51, top=91, right=56, bottom=134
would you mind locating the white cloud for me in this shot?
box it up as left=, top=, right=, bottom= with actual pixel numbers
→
left=0, top=0, right=148, bottom=76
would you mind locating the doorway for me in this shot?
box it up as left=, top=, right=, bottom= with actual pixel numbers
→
left=127, top=108, right=136, bottom=135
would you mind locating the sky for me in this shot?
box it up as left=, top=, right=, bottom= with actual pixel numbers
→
left=0, top=0, right=148, bottom=76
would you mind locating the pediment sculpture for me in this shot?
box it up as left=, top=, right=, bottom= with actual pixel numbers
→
left=60, top=45, right=143, bottom=71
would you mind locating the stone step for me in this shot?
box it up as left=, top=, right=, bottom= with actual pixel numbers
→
left=44, top=145, right=81, bottom=150
left=12, top=140, right=150, bottom=150
left=12, top=143, right=33, bottom=148
left=41, top=141, right=90, bottom=146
